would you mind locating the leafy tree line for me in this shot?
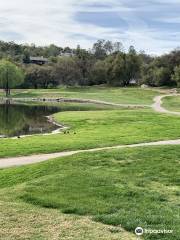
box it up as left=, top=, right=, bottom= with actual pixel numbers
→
left=140, top=49, right=180, bottom=87
left=0, top=39, right=180, bottom=91
left=22, top=41, right=144, bottom=88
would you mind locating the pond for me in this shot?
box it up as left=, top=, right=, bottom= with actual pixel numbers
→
left=0, top=102, right=62, bottom=138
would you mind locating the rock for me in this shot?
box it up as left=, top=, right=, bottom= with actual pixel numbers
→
left=141, top=84, right=149, bottom=89
left=169, top=88, right=177, bottom=94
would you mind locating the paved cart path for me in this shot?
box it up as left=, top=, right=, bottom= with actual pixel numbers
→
left=152, top=94, right=180, bottom=115
left=1, top=139, right=180, bottom=168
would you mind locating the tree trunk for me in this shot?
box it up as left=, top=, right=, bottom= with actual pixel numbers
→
left=6, top=81, right=9, bottom=97
left=5, top=68, right=10, bottom=97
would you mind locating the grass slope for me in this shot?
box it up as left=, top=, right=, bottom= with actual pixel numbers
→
left=0, top=195, right=135, bottom=240
left=0, top=145, right=179, bottom=239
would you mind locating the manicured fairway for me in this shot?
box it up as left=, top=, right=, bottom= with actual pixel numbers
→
left=0, top=86, right=159, bottom=105
left=0, top=87, right=179, bottom=240
left=162, top=96, right=180, bottom=112
left=0, top=145, right=179, bottom=239
left=0, top=108, right=180, bottom=158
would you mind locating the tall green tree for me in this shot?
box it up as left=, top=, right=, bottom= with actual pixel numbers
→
left=126, top=46, right=141, bottom=84
left=25, top=64, right=57, bottom=89
left=111, top=53, right=127, bottom=86
left=92, top=40, right=107, bottom=60
left=141, top=61, right=172, bottom=87
left=106, top=50, right=141, bottom=86
left=24, top=65, right=40, bottom=89
left=54, top=57, right=81, bottom=86
left=90, top=60, right=107, bottom=85
left=75, top=46, right=94, bottom=85
left=172, top=65, right=180, bottom=87
left=0, top=60, right=24, bottom=96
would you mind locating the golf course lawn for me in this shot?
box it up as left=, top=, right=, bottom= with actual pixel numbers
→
left=0, top=87, right=180, bottom=240
left=0, top=108, right=180, bottom=158
left=0, top=86, right=160, bottom=105
left=0, top=145, right=179, bottom=240
left=0, top=194, right=135, bottom=240
left=162, top=96, right=180, bottom=112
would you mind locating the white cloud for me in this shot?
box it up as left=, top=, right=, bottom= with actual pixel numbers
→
left=0, top=0, right=116, bottom=46
left=0, top=0, right=179, bottom=54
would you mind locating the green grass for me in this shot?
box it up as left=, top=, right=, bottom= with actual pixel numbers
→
left=0, top=145, right=179, bottom=239
left=0, top=194, right=134, bottom=240
left=0, top=86, right=159, bottom=105
left=0, top=87, right=179, bottom=239
left=0, top=195, right=134, bottom=240
left=162, top=96, right=180, bottom=112
left=0, top=109, right=180, bottom=157
left=11, top=101, right=119, bottom=110
left=0, top=108, right=180, bottom=158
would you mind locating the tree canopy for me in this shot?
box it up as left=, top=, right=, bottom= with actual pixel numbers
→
left=0, top=39, right=180, bottom=89
left=0, top=60, right=24, bottom=96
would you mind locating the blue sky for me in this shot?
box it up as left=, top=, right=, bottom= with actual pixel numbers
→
left=0, top=0, right=180, bottom=54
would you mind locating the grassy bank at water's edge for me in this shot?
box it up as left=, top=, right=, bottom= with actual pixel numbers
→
left=0, top=108, right=180, bottom=158
left=0, top=86, right=160, bottom=105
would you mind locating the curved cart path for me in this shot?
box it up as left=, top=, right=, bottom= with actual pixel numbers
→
left=1, top=93, right=180, bottom=169
left=152, top=94, right=180, bottom=115
left=1, top=139, right=180, bottom=168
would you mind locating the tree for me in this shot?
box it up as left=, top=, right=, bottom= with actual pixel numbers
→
left=46, top=44, right=61, bottom=57
left=106, top=50, right=141, bottom=86
left=24, top=65, right=40, bottom=89
left=104, top=40, right=113, bottom=55
left=90, top=60, right=107, bottom=85
left=0, top=60, right=24, bottom=96
left=92, top=40, right=124, bottom=59
left=141, top=61, right=173, bottom=87
left=37, top=66, right=55, bottom=88
left=111, top=53, right=127, bottom=86
left=23, top=48, right=30, bottom=63
left=155, top=67, right=171, bottom=86
left=25, top=64, right=57, bottom=89
left=92, top=40, right=107, bottom=60
left=126, top=46, right=141, bottom=84
left=54, top=57, right=81, bottom=86
left=172, top=66, right=180, bottom=87
left=113, top=42, right=124, bottom=53
left=141, top=64, right=155, bottom=86
left=75, top=46, right=94, bottom=85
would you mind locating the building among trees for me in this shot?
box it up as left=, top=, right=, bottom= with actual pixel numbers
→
left=24, top=56, right=48, bottom=65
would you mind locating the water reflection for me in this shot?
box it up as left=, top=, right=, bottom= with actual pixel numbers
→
left=0, top=102, right=61, bottom=137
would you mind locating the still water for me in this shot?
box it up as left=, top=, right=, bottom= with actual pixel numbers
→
left=0, top=103, right=61, bottom=138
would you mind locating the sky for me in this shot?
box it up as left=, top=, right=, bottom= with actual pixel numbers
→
left=0, top=0, right=180, bottom=55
